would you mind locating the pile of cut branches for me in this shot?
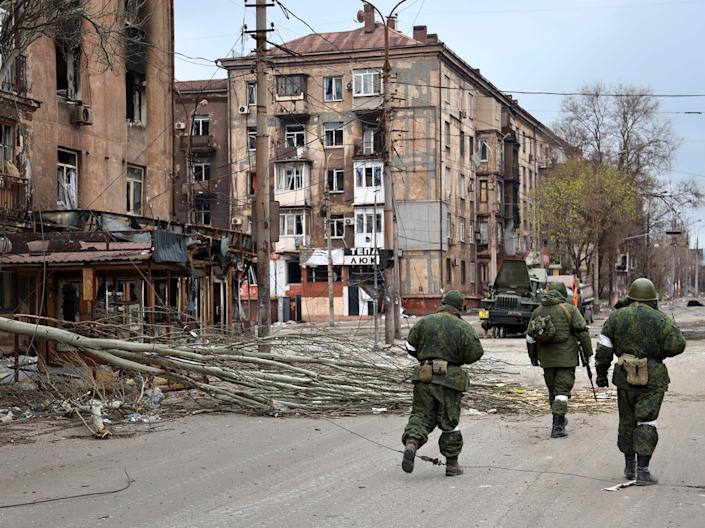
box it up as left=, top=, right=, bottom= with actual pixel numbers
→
left=0, top=317, right=542, bottom=415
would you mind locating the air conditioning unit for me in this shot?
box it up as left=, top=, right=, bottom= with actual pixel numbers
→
left=238, top=105, right=250, bottom=114
left=343, top=217, right=355, bottom=226
left=71, top=104, right=92, bottom=125
left=346, top=81, right=353, bottom=91
left=175, top=121, right=186, bottom=130
left=232, top=217, right=243, bottom=226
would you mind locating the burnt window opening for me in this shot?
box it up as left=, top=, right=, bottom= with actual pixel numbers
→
left=126, top=70, right=146, bottom=125
left=286, top=261, right=302, bottom=284
left=306, top=266, right=342, bottom=283
left=55, top=44, right=81, bottom=100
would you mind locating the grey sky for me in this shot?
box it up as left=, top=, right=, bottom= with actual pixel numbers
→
left=174, top=0, right=705, bottom=241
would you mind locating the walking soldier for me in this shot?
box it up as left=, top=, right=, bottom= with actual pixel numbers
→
left=526, top=282, right=594, bottom=438
left=595, top=278, right=686, bottom=485
left=401, top=290, right=484, bottom=477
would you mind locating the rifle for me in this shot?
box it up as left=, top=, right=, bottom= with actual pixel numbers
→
left=577, top=340, right=598, bottom=401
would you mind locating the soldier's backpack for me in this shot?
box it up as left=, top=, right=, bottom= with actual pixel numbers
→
left=527, top=314, right=557, bottom=343
left=527, top=303, right=573, bottom=344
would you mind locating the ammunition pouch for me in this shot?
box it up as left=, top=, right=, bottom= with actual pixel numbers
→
left=432, top=359, right=448, bottom=375
left=419, top=364, right=433, bottom=383
left=618, top=354, right=648, bottom=386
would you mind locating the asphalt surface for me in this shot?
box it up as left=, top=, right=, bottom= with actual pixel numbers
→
left=2, top=312, right=705, bottom=527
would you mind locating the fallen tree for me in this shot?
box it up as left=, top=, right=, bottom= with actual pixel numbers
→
left=0, top=316, right=568, bottom=416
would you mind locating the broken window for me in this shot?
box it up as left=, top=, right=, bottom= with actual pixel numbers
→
left=247, top=126, right=256, bottom=150
left=0, top=124, right=13, bottom=165
left=55, top=44, right=81, bottom=100
left=126, top=70, right=146, bottom=124
left=246, top=81, right=256, bottom=105
left=324, top=122, right=343, bottom=147
left=330, top=215, right=345, bottom=238
left=327, top=169, right=344, bottom=193
left=276, top=163, right=304, bottom=191
left=285, top=124, right=305, bottom=147
left=194, top=200, right=211, bottom=225
left=280, top=211, right=304, bottom=236
left=126, top=165, right=143, bottom=215
left=276, top=75, right=304, bottom=97
left=192, top=163, right=210, bottom=181
left=323, top=76, right=343, bottom=101
left=57, top=148, right=78, bottom=209
left=362, top=127, right=381, bottom=155
left=355, top=163, right=382, bottom=188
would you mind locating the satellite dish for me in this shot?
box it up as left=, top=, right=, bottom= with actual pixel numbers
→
left=356, top=10, right=365, bottom=23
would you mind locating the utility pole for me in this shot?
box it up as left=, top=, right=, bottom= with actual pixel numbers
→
left=373, top=190, right=379, bottom=346
left=364, top=0, right=406, bottom=345
left=252, top=0, right=270, bottom=338
left=326, top=180, right=334, bottom=327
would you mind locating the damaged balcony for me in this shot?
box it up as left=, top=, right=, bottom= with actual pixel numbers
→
left=0, top=174, right=30, bottom=221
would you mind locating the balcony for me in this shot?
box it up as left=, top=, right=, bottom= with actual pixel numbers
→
left=275, top=235, right=310, bottom=253
left=191, top=179, right=216, bottom=197
left=275, top=145, right=309, bottom=161
left=0, top=55, right=28, bottom=98
left=274, top=161, right=311, bottom=207
left=273, top=98, right=309, bottom=119
left=0, top=174, right=29, bottom=219
left=179, top=134, right=215, bottom=154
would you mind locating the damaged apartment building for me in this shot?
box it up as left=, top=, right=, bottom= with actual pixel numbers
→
left=0, top=1, right=254, bottom=362
left=220, top=6, right=564, bottom=317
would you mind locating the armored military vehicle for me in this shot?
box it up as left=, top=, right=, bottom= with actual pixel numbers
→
left=479, top=260, right=541, bottom=337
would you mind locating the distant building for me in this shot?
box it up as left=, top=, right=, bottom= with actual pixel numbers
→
left=220, top=6, right=562, bottom=318
left=174, top=79, right=231, bottom=229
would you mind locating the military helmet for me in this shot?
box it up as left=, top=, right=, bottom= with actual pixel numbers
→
left=441, top=290, right=464, bottom=311
left=627, top=278, right=658, bottom=301
left=547, top=282, right=567, bottom=298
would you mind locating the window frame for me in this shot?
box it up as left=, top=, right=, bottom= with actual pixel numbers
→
left=126, top=164, right=144, bottom=216
left=280, top=211, right=305, bottom=236
left=323, top=76, right=343, bottom=102
left=247, top=126, right=256, bottom=151
left=192, top=115, right=210, bottom=136
left=355, top=163, right=382, bottom=189
left=57, top=148, right=78, bottom=209
left=194, top=200, right=211, bottom=225
left=479, top=180, right=488, bottom=203
left=460, top=174, right=466, bottom=200
left=327, top=169, right=344, bottom=193
left=192, top=162, right=210, bottom=182
left=276, top=163, right=305, bottom=191
left=246, top=81, right=256, bottom=105
left=276, top=75, right=305, bottom=99
left=323, top=122, right=344, bottom=148
left=479, top=139, right=489, bottom=162
left=0, top=124, right=14, bottom=164
left=352, top=68, right=382, bottom=97
left=355, top=210, right=382, bottom=235
left=284, top=124, right=305, bottom=148
left=247, top=172, right=256, bottom=197
left=330, top=214, right=345, bottom=239
left=459, top=217, right=466, bottom=242
left=444, top=121, right=450, bottom=149
left=443, top=74, right=451, bottom=102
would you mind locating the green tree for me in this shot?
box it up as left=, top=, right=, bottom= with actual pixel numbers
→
left=535, top=159, right=640, bottom=279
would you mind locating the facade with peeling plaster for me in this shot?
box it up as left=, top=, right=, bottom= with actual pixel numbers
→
left=0, top=2, right=256, bottom=362
left=221, top=8, right=563, bottom=318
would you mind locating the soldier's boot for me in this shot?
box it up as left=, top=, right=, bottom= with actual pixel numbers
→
left=624, top=453, right=637, bottom=480
left=636, top=455, right=658, bottom=486
left=445, top=456, right=463, bottom=477
left=401, top=438, right=418, bottom=474
left=550, top=414, right=567, bottom=438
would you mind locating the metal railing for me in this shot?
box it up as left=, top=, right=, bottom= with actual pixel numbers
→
left=0, top=56, right=28, bottom=97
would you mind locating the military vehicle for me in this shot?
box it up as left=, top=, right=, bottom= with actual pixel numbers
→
left=479, top=260, right=541, bottom=337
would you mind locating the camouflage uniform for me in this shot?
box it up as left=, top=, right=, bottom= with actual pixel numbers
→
left=402, top=291, right=484, bottom=476
left=526, top=283, right=593, bottom=437
left=595, top=291, right=685, bottom=483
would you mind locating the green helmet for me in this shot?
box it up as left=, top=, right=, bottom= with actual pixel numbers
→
left=547, top=282, right=567, bottom=299
left=441, top=290, right=464, bottom=311
left=627, top=278, right=658, bottom=301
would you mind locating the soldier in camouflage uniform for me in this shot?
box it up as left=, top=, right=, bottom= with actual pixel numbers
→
left=526, top=282, right=593, bottom=438
left=595, top=278, right=685, bottom=485
left=402, top=290, right=484, bottom=477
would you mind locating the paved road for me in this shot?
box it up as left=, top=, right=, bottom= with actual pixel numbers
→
left=1, top=336, right=705, bottom=527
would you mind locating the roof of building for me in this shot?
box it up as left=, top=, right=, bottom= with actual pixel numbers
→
left=175, top=78, right=228, bottom=93
left=0, top=249, right=152, bottom=266
left=270, top=23, right=421, bottom=56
